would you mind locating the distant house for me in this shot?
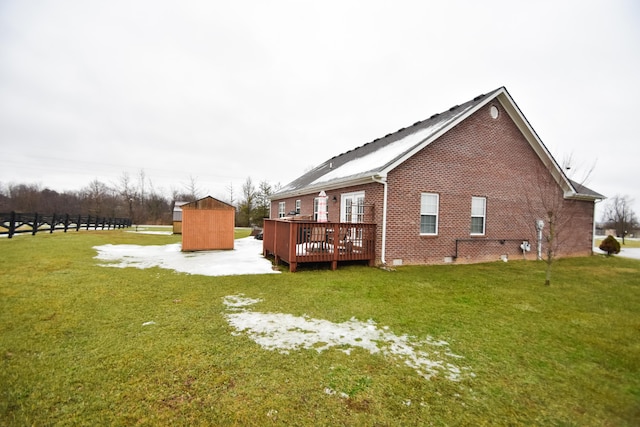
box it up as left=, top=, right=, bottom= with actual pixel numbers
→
left=268, top=87, right=603, bottom=268
left=172, top=201, right=188, bottom=234
left=181, top=196, right=235, bottom=251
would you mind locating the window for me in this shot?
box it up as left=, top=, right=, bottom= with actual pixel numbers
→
left=420, top=193, right=439, bottom=235
left=295, top=200, right=301, bottom=214
left=471, top=197, right=486, bottom=235
left=341, top=191, right=365, bottom=223
left=278, top=202, right=286, bottom=218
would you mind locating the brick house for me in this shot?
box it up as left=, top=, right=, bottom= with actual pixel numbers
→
left=269, top=87, right=603, bottom=267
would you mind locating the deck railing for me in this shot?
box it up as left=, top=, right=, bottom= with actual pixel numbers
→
left=262, top=219, right=376, bottom=272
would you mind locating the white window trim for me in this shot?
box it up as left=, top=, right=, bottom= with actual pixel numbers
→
left=471, top=196, right=486, bottom=235
left=340, top=191, right=365, bottom=223
left=420, top=192, right=439, bottom=235
left=278, top=201, right=286, bottom=218
left=313, top=198, right=319, bottom=221
left=295, top=199, right=301, bottom=214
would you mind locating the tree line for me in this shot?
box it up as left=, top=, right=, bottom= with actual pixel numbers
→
left=0, top=172, right=278, bottom=227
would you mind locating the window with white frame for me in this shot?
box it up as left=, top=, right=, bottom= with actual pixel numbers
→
left=278, top=202, right=286, bottom=218
left=471, top=197, right=486, bottom=235
left=341, top=191, right=365, bottom=223
left=420, top=193, right=439, bottom=235
left=295, top=200, right=301, bottom=214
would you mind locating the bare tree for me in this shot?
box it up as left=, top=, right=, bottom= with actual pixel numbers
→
left=226, top=182, right=235, bottom=206
left=138, top=169, right=147, bottom=205
left=601, top=195, right=638, bottom=244
left=519, top=160, right=594, bottom=286
left=7, top=183, right=42, bottom=212
left=183, top=175, right=201, bottom=202
left=82, top=179, right=112, bottom=216
left=116, top=172, right=137, bottom=221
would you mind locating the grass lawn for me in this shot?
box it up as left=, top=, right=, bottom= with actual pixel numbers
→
left=1, top=230, right=639, bottom=426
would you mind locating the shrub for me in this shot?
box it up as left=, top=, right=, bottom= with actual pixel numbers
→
left=599, top=235, right=621, bottom=255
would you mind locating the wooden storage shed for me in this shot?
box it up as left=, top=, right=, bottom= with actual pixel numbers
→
left=181, top=196, right=235, bottom=251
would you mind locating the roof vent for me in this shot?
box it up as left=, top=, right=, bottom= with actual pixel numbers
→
left=413, top=121, right=422, bottom=126
left=490, top=105, right=499, bottom=119
left=449, top=105, right=459, bottom=111
left=473, top=94, right=485, bottom=101
left=430, top=113, right=440, bottom=119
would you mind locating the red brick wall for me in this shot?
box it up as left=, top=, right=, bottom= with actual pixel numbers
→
left=270, top=183, right=383, bottom=224
left=384, top=102, right=595, bottom=264
left=271, top=101, right=595, bottom=266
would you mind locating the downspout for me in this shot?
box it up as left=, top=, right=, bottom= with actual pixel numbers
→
left=592, top=199, right=602, bottom=254
left=372, top=175, right=388, bottom=265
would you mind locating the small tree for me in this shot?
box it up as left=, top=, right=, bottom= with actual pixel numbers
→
left=519, top=158, right=595, bottom=286
left=252, top=180, right=273, bottom=227
left=601, top=194, right=638, bottom=244
left=599, top=235, right=621, bottom=256
left=237, top=177, right=256, bottom=227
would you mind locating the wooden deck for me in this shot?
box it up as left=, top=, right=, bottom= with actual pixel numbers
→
left=262, top=219, right=376, bottom=272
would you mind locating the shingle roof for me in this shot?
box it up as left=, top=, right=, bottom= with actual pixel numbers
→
left=275, top=88, right=504, bottom=196
left=273, top=87, right=603, bottom=201
left=569, top=180, right=605, bottom=200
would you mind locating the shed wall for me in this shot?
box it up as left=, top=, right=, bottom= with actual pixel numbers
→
left=182, top=208, right=235, bottom=251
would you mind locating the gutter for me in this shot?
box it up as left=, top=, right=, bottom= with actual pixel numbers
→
left=592, top=198, right=603, bottom=254
left=272, top=174, right=378, bottom=200
left=371, top=174, right=388, bottom=265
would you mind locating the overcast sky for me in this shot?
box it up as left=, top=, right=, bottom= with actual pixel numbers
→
left=1, top=1, right=638, bottom=218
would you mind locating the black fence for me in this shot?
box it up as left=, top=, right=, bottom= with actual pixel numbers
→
left=0, top=212, right=132, bottom=238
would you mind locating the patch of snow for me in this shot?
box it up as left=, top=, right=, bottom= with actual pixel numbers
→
left=126, top=230, right=173, bottom=235
left=311, top=108, right=473, bottom=186
left=223, top=294, right=263, bottom=309
left=593, top=246, right=640, bottom=260
left=94, top=237, right=278, bottom=276
left=222, top=295, right=473, bottom=382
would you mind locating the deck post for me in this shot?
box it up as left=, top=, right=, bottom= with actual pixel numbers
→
left=272, top=219, right=278, bottom=264
left=289, top=222, right=297, bottom=272
left=332, top=230, right=339, bottom=270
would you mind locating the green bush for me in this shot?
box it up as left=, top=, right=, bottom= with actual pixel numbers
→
left=599, top=235, right=621, bottom=255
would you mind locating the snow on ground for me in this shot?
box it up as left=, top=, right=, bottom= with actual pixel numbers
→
left=126, top=230, right=173, bottom=235
left=94, top=237, right=278, bottom=276
left=126, top=226, right=173, bottom=235
left=593, top=238, right=640, bottom=260
left=223, top=294, right=474, bottom=382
